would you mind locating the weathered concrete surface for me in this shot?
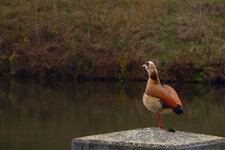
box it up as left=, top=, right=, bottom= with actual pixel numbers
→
left=72, top=128, right=225, bottom=150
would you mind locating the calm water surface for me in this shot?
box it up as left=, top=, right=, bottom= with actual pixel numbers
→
left=0, top=78, right=224, bottom=150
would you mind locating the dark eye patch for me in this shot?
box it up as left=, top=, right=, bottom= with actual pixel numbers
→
left=146, top=62, right=149, bottom=66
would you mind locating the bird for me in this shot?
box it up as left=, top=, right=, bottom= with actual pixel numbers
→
left=142, top=61, right=183, bottom=129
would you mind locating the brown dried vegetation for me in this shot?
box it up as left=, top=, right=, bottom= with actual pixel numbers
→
left=0, top=0, right=224, bottom=82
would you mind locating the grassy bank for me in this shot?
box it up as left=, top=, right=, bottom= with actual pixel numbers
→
left=0, top=0, right=225, bottom=82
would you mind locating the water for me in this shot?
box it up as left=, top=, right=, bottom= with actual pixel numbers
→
left=0, top=78, right=224, bottom=150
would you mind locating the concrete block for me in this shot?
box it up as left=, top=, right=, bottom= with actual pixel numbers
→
left=72, top=128, right=225, bottom=150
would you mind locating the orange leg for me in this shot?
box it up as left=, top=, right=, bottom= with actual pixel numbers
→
left=157, top=113, right=164, bottom=129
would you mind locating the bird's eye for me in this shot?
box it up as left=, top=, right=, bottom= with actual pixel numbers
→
left=146, top=62, right=149, bottom=66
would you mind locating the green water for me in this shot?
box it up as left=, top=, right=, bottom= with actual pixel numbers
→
left=0, top=78, right=224, bottom=150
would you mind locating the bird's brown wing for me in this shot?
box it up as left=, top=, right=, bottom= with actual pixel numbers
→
left=145, top=85, right=182, bottom=108
left=162, top=85, right=182, bottom=106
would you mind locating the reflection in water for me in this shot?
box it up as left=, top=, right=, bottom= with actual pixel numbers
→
left=0, top=79, right=224, bottom=150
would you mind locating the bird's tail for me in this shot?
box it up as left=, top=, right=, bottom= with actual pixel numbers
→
left=173, top=105, right=183, bottom=114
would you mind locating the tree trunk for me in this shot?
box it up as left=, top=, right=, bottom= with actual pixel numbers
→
left=34, top=0, right=40, bottom=43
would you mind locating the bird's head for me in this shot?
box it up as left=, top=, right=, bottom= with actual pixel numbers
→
left=143, top=61, right=160, bottom=84
left=142, top=61, right=157, bottom=76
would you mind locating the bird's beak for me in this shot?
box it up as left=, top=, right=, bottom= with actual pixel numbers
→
left=142, top=64, right=146, bottom=67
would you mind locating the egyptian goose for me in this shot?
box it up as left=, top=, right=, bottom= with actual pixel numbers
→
left=142, top=61, right=183, bottom=129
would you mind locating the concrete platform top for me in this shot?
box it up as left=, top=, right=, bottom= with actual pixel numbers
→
left=72, top=128, right=225, bottom=150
